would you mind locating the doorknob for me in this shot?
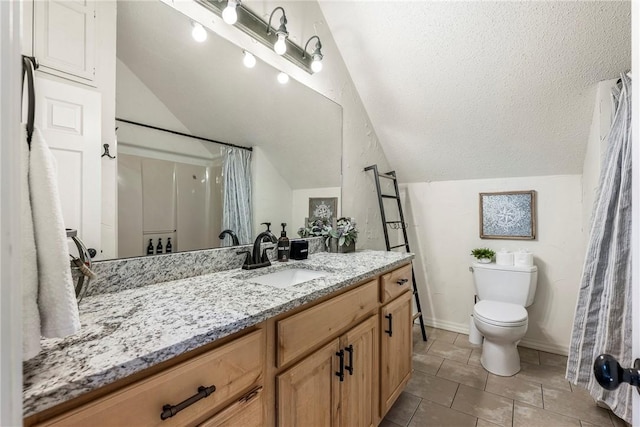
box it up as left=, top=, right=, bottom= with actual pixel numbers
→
left=593, top=354, right=640, bottom=394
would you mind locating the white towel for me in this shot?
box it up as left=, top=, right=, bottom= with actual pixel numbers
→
left=22, top=127, right=41, bottom=360
left=23, top=126, right=81, bottom=360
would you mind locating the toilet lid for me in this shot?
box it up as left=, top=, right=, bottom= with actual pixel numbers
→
left=474, top=300, right=527, bottom=326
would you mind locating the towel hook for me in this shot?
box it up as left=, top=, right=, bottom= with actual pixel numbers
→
left=101, top=143, right=116, bottom=159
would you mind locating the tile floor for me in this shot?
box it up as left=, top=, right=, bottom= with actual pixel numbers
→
left=381, top=325, right=629, bottom=427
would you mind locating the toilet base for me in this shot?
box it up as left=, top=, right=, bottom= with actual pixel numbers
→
left=480, top=338, right=521, bottom=376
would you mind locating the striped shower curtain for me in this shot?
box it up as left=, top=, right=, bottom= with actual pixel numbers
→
left=566, top=74, right=632, bottom=422
left=222, top=147, right=253, bottom=246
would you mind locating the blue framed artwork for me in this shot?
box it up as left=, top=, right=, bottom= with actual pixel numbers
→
left=480, top=191, right=536, bottom=240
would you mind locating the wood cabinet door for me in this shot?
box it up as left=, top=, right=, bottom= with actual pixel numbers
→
left=340, top=315, right=378, bottom=427
left=379, top=291, right=413, bottom=416
left=277, top=339, right=341, bottom=427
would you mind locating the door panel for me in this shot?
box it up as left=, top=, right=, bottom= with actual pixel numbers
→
left=277, top=339, right=341, bottom=427
left=341, top=315, right=378, bottom=427
left=35, top=76, right=101, bottom=255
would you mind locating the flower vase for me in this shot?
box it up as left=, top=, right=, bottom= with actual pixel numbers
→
left=477, top=258, right=491, bottom=264
left=328, top=238, right=356, bottom=253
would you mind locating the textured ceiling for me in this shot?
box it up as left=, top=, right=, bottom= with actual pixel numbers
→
left=319, top=1, right=631, bottom=182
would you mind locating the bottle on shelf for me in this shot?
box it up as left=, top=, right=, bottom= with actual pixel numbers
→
left=146, top=239, right=154, bottom=255
left=277, top=223, right=290, bottom=262
left=156, top=238, right=163, bottom=254
left=166, top=237, right=173, bottom=253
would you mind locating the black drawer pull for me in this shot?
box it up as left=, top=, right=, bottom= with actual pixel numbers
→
left=345, top=345, right=354, bottom=375
left=336, top=350, right=345, bottom=382
left=385, top=313, right=393, bottom=337
left=396, top=278, right=409, bottom=285
left=160, top=384, right=216, bottom=420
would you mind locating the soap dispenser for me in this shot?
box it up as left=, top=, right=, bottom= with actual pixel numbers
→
left=166, top=237, right=173, bottom=253
left=156, top=238, right=163, bottom=254
left=277, top=223, right=290, bottom=262
left=146, top=239, right=154, bottom=255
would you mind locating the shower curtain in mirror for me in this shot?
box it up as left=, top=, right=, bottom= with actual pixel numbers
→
left=566, top=74, right=632, bottom=423
left=222, top=147, right=252, bottom=246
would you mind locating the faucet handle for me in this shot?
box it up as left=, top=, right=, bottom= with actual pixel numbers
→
left=236, top=249, right=252, bottom=267
left=261, top=222, right=272, bottom=232
left=261, top=245, right=277, bottom=263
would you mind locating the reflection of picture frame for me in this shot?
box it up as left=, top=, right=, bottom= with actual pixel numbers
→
left=309, top=198, right=338, bottom=222
left=480, top=191, right=536, bottom=240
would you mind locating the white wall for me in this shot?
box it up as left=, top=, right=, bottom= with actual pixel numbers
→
left=404, top=175, right=584, bottom=354
left=0, top=1, right=23, bottom=423
left=581, top=79, right=616, bottom=248
left=251, top=147, right=293, bottom=237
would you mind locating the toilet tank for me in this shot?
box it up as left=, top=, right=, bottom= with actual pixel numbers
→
left=471, top=263, right=538, bottom=307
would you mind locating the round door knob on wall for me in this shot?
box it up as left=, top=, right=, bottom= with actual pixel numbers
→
left=593, top=354, right=640, bottom=393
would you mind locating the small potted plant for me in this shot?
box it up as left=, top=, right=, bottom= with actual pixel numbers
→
left=471, top=248, right=495, bottom=264
left=327, top=217, right=358, bottom=253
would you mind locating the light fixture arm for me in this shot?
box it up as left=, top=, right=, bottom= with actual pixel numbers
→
left=267, top=6, right=288, bottom=36
left=303, top=35, right=322, bottom=59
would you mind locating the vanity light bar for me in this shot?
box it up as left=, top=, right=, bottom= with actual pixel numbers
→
left=195, top=0, right=314, bottom=74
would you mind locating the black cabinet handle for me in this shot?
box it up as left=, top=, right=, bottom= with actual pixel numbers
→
left=336, top=350, right=345, bottom=382
left=345, top=345, right=354, bottom=375
left=594, top=354, right=640, bottom=393
left=385, top=313, right=393, bottom=337
left=396, top=278, right=408, bottom=286
left=160, top=385, right=216, bottom=420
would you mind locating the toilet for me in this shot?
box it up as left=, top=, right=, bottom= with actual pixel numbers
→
left=470, top=262, right=538, bottom=376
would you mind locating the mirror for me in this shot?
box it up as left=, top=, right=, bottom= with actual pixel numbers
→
left=113, top=1, right=342, bottom=259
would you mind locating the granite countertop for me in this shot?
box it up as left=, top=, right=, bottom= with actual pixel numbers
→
left=23, top=250, right=413, bottom=418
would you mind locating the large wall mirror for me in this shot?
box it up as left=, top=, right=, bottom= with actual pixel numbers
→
left=113, top=1, right=342, bottom=259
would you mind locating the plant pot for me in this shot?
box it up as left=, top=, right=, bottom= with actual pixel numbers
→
left=328, top=238, right=355, bottom=253
left=477, top=258, right=492, bottom=264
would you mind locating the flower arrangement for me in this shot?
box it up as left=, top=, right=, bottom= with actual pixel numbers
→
left=328, top=217, right=358, bottom=248
left=297, top=218, right=332, bottom=238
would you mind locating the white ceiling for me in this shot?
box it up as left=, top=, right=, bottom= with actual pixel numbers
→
left=318, top=1, right=631, bottom=182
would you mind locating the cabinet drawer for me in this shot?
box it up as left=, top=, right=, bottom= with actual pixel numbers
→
left=380, top=264, right=412, bottom=303
left=198, top=386, right=263, bottom=427
left=277, top=280, right=378, bottom=367
left=38, top=330, right=263, bottom=427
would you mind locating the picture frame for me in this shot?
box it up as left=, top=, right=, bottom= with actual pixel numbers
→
left=479, top=190, right=536, bottom=240
left=308, top=197, right=338, bottom=222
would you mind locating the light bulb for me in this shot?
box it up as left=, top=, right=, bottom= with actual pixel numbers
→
left=222, top=0, right=238, bottom=25
left=277, top=72, right=289, bottom=84
left=274, top=34, right=287, bottom=55
left=191, top=23, right=207, bottom=42
left=311, top=58, right=323, bottom=73
left=243, top=51, right=256, bottom=68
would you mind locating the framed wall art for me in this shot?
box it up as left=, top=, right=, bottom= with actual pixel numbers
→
left=479, top=190, right=536, bottom=240
left=308, top=197, right=338, bottom=222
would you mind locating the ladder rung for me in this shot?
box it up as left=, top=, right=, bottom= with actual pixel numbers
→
left=385, top=221, right=403, bottom=224
left=381, top=194, right=399, bottom=199
left=412, top=312, right=422, bottom=321
left=378, top=173, right=396, bottom=180
left=389, top=244, right=407, bottom=249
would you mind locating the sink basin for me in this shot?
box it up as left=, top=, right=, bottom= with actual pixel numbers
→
left=248, top=268, right=327, bottom=289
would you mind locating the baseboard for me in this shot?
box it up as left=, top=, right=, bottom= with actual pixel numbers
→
left=519, top=337, right=569, bottom=356
left=415, top=317, right=569, bottom=356
left=417, top=317, right=469, bottom=335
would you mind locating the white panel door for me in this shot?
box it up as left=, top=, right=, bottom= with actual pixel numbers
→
left=176, top=162, right=212, bottom=252
left=35, top=76, right=102, bottom=256
left=33, top=0, right=96, bottom=85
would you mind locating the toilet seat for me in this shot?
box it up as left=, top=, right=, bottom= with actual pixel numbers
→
left=474, top=300, right=527, bottom=327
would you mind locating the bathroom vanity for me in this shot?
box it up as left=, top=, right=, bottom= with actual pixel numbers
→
left=23, top=251, right=414, bottom=426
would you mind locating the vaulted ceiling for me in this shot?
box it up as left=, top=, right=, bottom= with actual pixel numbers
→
left=318, top=1, right=631, bottom=182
